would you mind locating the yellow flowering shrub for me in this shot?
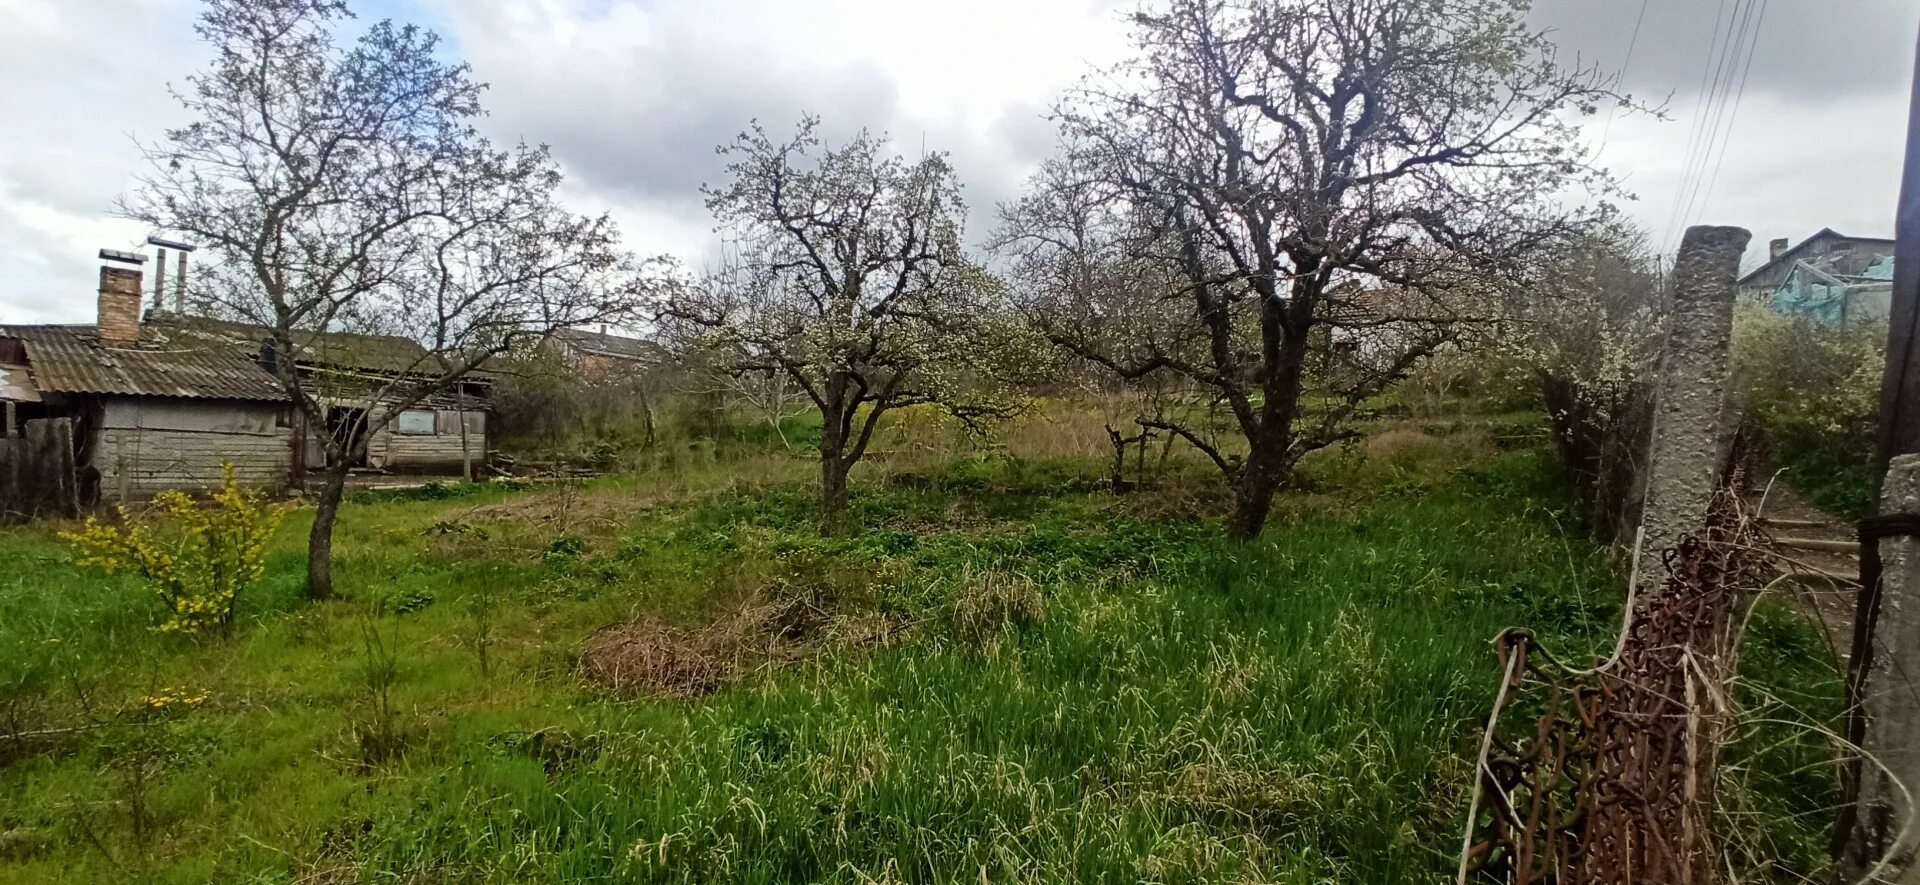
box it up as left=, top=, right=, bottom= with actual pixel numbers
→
left=138, top=686, right=209, bottom=715
left=62, top=464, right=285, bottom=636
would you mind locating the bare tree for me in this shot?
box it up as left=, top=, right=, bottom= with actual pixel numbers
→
left=664, top=118, right=1030, bottom=527
left=124, top=0, right=642, bottom=600
left=997, top=0, right=1626, bottom=539
left=713, top=367, right=813, bottom=450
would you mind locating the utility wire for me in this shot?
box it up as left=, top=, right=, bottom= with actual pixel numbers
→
left=1677, top=0, right=1762, bottom=230
left=1695, top=0, right=1769, bottom=225
left=1666, top=0, right=1773, bottom=252
left=1591, top=0, right=1652, bottom=161
left=1663, top=0, right=1734, bottom=251
left=1672, top=0, right=1749, bottom=243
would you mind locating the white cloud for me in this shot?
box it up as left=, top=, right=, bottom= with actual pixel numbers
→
left=1591, top=93, right=1906, bottom=265
left=0, top=0, right=1912, bottom=324
left=0, top=0, right=203, bottom=324
left=421, top=0, right=1132, bottom=260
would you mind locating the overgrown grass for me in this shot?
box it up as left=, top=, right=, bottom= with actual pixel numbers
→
left=0, top=418, right=1839, bottom=882
left=1772, top=443, right=1876, bottom=520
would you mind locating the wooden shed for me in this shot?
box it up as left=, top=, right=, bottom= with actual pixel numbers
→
left=0, top=251, right=493, bottom=503
left=154, top=315, right=491, bottom=477
left=0, top=317, right=294, bottom=501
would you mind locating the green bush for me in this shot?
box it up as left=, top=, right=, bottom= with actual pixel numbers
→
left=1734, top=306, right=1883, bottom=518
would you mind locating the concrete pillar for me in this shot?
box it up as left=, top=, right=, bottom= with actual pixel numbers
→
left=1635, top=225, right=1751, bottom=591
left=1841, top=453, right=1920, bottom=884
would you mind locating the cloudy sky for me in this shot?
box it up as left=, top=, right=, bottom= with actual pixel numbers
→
left=0, top=0, right=1913, bottom=324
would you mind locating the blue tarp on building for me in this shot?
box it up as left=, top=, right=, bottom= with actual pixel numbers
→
left=1770, top=256, right=1893, bottom=325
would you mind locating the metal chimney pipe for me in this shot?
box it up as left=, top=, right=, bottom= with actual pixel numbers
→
left=153, top=248, right=169, bottom=314
left=146, top=236, right=195, bottom=315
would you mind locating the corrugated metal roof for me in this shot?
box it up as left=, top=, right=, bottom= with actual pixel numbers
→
left=1737, top=228, right=1897, bottom=286
left=550, top=327, right=668, bottom=363
left=1, top=362, right=42, bottom=403
left=148, top=316, right=439, bottom=375
left=0, top=325, right=288, bottom=401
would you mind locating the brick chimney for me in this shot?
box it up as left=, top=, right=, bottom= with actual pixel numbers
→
left=1769, top=237, right=1790, bottom=261
left=97, top=248, right=147, bottom=344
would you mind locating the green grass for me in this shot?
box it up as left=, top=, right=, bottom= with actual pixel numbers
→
left=1773, top=442, right=1877, bottom=520
left=0, top=424, right=1839, bottom=882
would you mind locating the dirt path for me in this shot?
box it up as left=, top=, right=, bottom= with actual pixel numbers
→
left=1751, top=482, right=1859, bottom=661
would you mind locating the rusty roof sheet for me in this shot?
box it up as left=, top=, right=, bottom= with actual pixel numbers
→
left=0, top=362, right=42, bottom=403
left=550, top=328, right=668, bottom=363
left=0, top=325, right=288, bottom=401
left=148, top=315, right=490, bottom=378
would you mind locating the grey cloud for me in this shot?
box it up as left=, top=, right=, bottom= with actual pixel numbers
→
left=437, top=3, right=902, bottom=225
left=1529, top=0, right=1918, bottom=103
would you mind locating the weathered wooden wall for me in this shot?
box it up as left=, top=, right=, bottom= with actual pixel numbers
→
left=94, top=397, right=293, bottom=499
left=369, top=408, right=485, bottom=472
left=0, top=418, right=79, bottom=521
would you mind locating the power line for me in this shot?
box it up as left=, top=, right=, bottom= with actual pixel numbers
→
left=1695, top=0, right=1769, bottom=223
left=1591, top=0, right=1652, bottom=160
left=1664, top=0, right=1771, bottom=252
left=1671, top=0, right=1748, bottom=243
left=1662, top=0, right=1734, bottom=251
left=1676, top=0, right=1761, bottom=229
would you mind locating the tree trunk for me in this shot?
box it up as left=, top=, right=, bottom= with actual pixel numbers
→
left=820, top=453, right=850, bottom=532
left=1107, top=426, right=1135, bottom=494
left=639, top=387, right=657, bottom=451
left=818, top=390, right=849, bottom=531
left=1226, top=452, right=1283, bottom=541
left=306, top=467, right=349, bottom=601
left=456, top=387, right=473, bottom=483
left=1226, top=277, right=1313, bottom=542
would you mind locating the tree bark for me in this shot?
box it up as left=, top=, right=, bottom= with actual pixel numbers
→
left=1225, top=287, right=1313, bottom=542
left=818, top=390, right=851, bottom=532
left=306, top=466, right=349, bottom=601
left=639, top=387, right=657, bottom=452
left=820, top=453, right=850, bottom=532
left=1227, top=447, right=1285, bottom=541
left=1108, top=427, right=1131, bottom=495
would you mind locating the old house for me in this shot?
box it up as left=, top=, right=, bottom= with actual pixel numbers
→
left=1767, top=254, right=1895, bottom=326
left=0, top=249, right=492, bottom=503
left=153, top=314, right=492, bottom=477
left=543, top=327, right=667, bottom=378
left=1738, top=228, right=1895, bottom=299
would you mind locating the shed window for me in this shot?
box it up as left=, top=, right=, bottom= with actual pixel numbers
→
left=396, top=410, right=436, bottom=435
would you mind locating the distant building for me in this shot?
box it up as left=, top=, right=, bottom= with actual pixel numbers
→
left=542, top=327, right=667, bottom=378
left=1767, top=254, right=1894, bottom=327
left=1738, top=228, right=1895, bottom=300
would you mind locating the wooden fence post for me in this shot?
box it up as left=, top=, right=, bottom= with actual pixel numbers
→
left=0, top=437, right=21, bottom=523
left=1836, top=20, right=1920, bottom=883
left=1841, top=455, right=1920, bottom=883
left=18, top=418, right=78, bottom=520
